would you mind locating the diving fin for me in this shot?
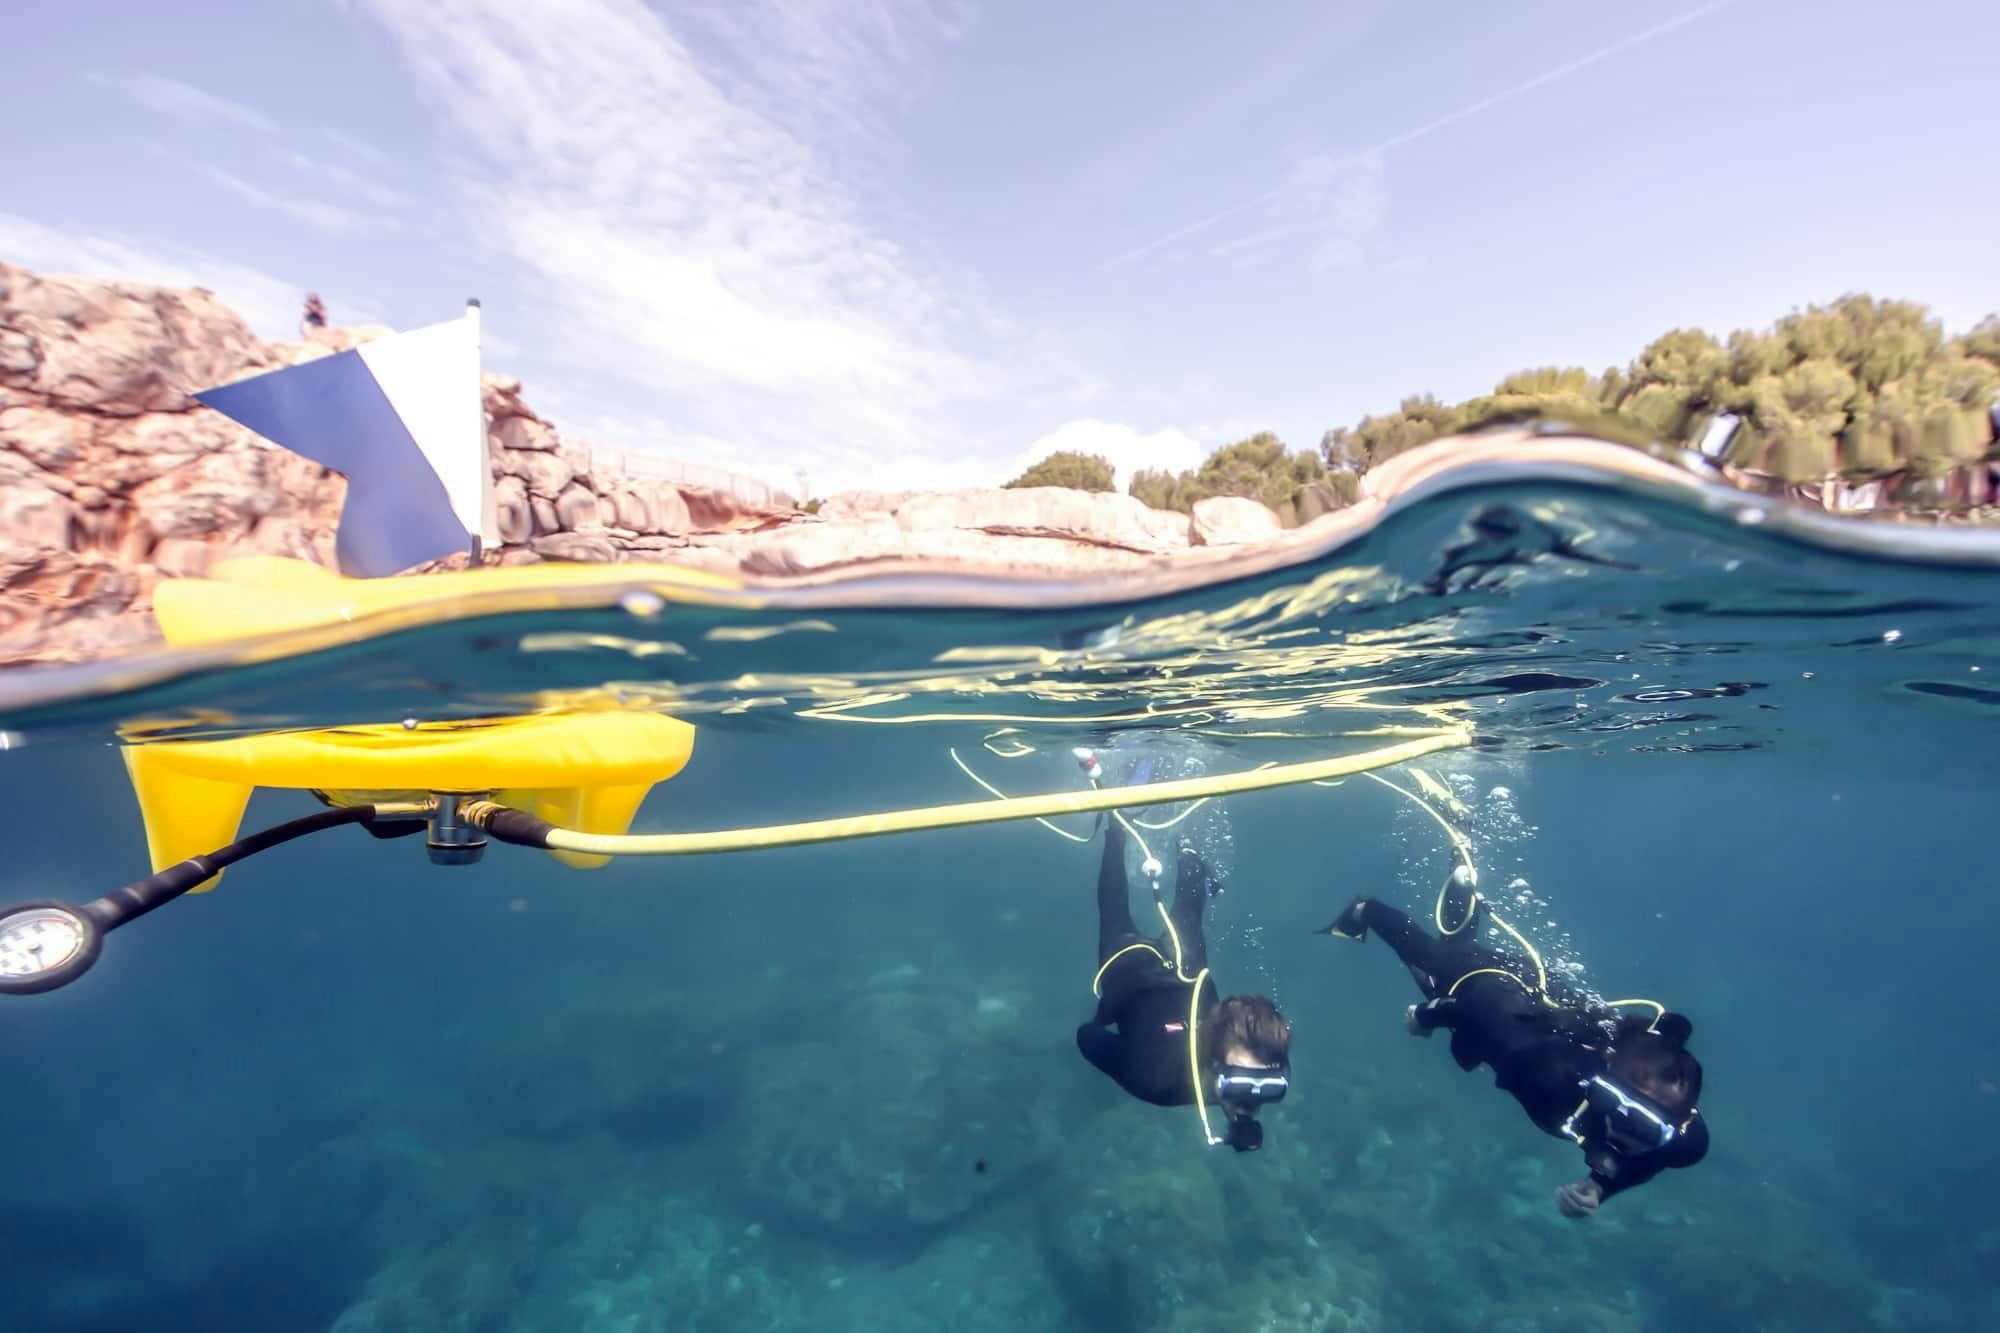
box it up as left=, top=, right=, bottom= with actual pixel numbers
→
left=1318, top=898, right=1370, bottom=941
left=1091, top=754, right=1161, bottom=834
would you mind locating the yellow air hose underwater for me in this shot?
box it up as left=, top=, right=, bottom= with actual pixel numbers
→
left=465, top=728, right=1472, bottom=857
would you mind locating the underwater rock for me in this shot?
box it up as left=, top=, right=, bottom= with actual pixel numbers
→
left=459, top=998, right=739, bottom=1147
left=1033, top=1097, right=1395, bottom=1333
left=1036, top=1109, right=1232, bottom=1327
left=733, top=986, right=1070, bottom=1241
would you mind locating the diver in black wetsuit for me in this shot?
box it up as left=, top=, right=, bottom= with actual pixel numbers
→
left=1077, top=819, right=1292, bottom=1152
left=1323, top=867, right=1708, bottom=1216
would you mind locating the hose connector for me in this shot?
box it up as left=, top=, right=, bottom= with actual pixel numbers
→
left=426, top=792, right=490, bottom=866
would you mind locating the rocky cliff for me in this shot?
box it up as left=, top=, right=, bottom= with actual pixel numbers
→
left=0, top=262, right=1290, bottom=665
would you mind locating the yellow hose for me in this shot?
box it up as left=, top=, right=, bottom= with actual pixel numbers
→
left=485, top=728, right=1471, bottom=858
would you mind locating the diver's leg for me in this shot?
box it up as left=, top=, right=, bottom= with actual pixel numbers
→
left=1097, top=822, right=1140, bottom=963
left=1165, top=843, right=1218, bottom=974
left=1329, top=899, right=1458, bottom=1000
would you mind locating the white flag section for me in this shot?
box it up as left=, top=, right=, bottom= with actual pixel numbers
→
left=356, top=305, right=497, bottom=558
left=195, top=303, right=496, bottom=578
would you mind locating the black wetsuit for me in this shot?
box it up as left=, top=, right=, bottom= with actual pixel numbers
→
left=1076, top=827, right=1220, bottom=1106
left=1347, top=896, right=1709, bottom=1202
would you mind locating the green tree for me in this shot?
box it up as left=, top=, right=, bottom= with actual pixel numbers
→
left=1129, top=432, right=1330, bottom=517
left=1319, top=426, right=1362, bottom=471
left=1317, top=295, right=2000, bottom=489
left=1957, top=316, right=2000, bottom=370
left=1004, top=450, right=1115, bottom=492
left=1189, top=432, right=1326, bottom=511
left=1128, top=467, right=1200, bottom=512
left=1349, top=395, right=1464, bottom=468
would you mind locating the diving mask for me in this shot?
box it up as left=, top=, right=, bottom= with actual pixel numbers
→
left=1583, top=1074, right=1678, bottom=1156
left=1215, top=1061, right=1289, bottom=1107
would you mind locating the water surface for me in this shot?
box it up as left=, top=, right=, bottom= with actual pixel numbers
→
left=2, top=463, right=1997, bottom=1332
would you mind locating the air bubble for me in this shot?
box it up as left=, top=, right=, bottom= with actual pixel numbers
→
left=1882, top=629, right=1902, bottom=644
left=620, top=589, right=665, bottom=619
left=1734, top=506, right=1767, bottom=526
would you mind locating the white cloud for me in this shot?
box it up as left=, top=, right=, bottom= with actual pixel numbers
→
left=563, top=406, right=992, bottom=498
left=277, top=149, right=408, bottom=211
left=357, top=0, right=991, bottom=496
left=1017, top=418, right=1208, bottom=492
left=189, top=162, right=373, bottom=234
left=1211, top=151, right=1386, bottom=272
left=323, top=128, right=392, bottom=168
left=87, top=72, right=278, bottom=133
left=0, top=211, right=301, bottom=340
left=1100, top=2, right=1733, bottom=271
left=670, top=0, right=975, bottom=153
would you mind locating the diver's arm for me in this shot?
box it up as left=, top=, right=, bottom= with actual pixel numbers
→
left=1409, top=996, right=1458, bottom=1033
left=1587, top=1157, right=1661, bottom=1203
left=1075, top=1021, right=1122, bottom=1080
left=1589, top=1108, right=1709, bottom=1202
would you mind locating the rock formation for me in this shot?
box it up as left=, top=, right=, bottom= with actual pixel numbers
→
left=1, top=261, right=1290, bottom=666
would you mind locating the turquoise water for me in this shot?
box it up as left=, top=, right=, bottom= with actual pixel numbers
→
left=2, top=467, right=1999, bottom=1331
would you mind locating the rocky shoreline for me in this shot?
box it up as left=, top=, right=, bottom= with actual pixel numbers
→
left=0, top=261, right=1312, bottom=665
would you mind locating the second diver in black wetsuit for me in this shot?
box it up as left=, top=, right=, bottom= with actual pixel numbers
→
left=1322, top=866, right=1709, bottom=1216
left=1077, top=819, right=1292, bottom=1152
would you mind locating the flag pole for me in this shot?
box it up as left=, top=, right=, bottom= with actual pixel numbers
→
left=466, top=298, right=488, bottom=567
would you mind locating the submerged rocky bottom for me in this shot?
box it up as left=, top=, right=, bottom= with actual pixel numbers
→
left=26, top=961, right=1985, bottom=1333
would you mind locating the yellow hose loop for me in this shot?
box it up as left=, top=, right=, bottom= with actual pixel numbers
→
left=528, top=729, right=1472, bottom=858
left=1092, top=941, right=1168, bottom=997
left=1187, top=966, right=1221, bottom=1147
left=1446, top=966, right=1532, bottom=998
left=1152, top=896, right=1199, bottom=984
left=1358, top=763, right=1549, bottom=997
left=1602, top=997, right=1666, bottom=1031
left=948, top=746, right=1092, bottom=843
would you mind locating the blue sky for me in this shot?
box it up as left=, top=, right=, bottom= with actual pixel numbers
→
left=5, top=0, right=1997, bottom=495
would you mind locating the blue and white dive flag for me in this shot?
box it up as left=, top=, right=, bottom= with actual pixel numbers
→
left=196, top=302, right=498, bottom=577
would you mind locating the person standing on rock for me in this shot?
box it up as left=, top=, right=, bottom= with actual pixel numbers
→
left=301, top=293, right=327, bottom=333
left=1075, top=813, right=1292, bottom=1152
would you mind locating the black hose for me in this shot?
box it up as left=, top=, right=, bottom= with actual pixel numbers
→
left=84, top=804, right=393, bottom=932
left=480, top=806, right=556, bottom=848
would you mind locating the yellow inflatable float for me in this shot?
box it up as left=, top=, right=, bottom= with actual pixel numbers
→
left=125, top=556, right=703, bottom=888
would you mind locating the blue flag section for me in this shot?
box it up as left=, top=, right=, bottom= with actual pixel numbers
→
left=194, top=306, right=495, bottom=578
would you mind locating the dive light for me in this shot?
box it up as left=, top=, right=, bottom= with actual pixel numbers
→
left=0, top=803, right=424, bottom=996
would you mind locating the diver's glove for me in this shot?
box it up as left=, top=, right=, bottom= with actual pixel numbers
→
left=1406, top=997, right=1451, bottom=1037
